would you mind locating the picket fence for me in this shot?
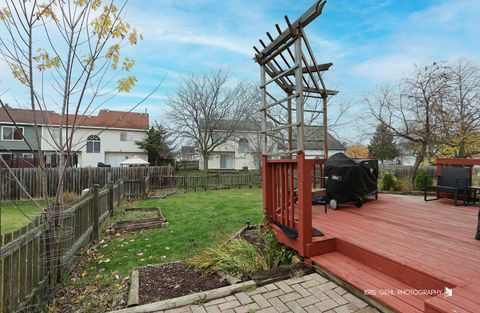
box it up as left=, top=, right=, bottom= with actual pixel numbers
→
left=0, top=178, right=147, bottom=313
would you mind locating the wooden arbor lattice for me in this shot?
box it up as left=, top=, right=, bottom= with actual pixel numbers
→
left=254, top=0, right=337, bottom=158
left=254, top=1, right=338, bottom=257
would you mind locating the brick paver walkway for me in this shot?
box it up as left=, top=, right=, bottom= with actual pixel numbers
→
left=158, top=273, right=379, bottom=313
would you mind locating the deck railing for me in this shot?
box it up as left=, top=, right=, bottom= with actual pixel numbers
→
left=263, top=153, right=326, bottom=256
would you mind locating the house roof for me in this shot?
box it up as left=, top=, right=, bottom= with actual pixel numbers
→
left=0, top=106, right=53, bottom=125
left=284, top=126, right=346, bottom=151
left=0, top=107, right=149, bottom=130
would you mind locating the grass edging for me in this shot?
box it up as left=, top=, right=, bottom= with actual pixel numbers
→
left=127, top=269, right=140, bottom=307
left=107, top=280, right=256, bottom=313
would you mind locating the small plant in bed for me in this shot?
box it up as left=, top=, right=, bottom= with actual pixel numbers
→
left=189, top=226, right=297, bottom=281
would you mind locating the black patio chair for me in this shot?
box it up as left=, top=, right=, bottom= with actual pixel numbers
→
left=424, top=167, right=470, bottom=206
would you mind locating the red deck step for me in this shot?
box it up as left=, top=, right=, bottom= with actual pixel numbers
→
left=312, top=252, right=425, bottom=313
left=425, top=286, right=480, bottom=313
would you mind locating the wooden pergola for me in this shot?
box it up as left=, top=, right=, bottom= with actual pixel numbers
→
left=254, top=0, right=338, bottom=257
left=254, top=0, right=337, bottom=158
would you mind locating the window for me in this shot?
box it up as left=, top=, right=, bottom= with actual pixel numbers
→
left=212, top=133, right=222, bottom=143
left=120, top=132, right=133, bottom=141
left=238, top=138, right=249, bottom=154
left=220, top=154, right=234, bottom=169
left=2, top=126, right=24, bottom=141
left=0, top=153, right=13, bottom=161
left=86, top=135, right=101, bottom=153
left=50, top=154, right=59, bottom=165
left=52, top=128, right=60, bottom=140
left=22, top=153, right=34, bottom=159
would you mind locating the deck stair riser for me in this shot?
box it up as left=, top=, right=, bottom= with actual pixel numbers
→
left=312, top=241, right=480, bottom=313
left=335, top=239, right=451, bottom=292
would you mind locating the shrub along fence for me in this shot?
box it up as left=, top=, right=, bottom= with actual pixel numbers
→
left=379, top=165, right=480, bottom=181
left=378, top=165, right=437, bottom=181
left=0, top=166, right=173, bottom=200
left=150, top=173, right=262, bottom=191
left=0, top=179, right=143, bottom=313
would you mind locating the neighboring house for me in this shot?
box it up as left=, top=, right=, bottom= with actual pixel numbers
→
left=200, top=120, right=262, bottom=171
left=179, top=145, right=199, bottom=161
left=198, top=121, right=345, bottom=171
left=278, top=125, right=346, bottom=158
left=300, top=126, right=346, bottom=158
left=0, top=106, right=149, bottom=167
left=0, top=107, right=47, bottom=165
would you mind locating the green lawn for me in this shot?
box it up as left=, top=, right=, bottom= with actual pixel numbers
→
left=51, top=188, right=263, bottom=312
left=0, top=200, right=43, bottom=234
left=84, top=188, right=263, bottom=279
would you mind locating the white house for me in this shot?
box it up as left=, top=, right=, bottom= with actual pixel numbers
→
left=199, top=121, right=346, bottom=171
left=41, top=109, right=149, bottom=167
left=198, top=120, right=262, bottom=171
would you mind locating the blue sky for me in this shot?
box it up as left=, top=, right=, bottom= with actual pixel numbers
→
left=2, top=0, right=480, bottom=142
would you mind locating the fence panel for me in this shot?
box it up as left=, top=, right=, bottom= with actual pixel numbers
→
left=0, top=166, right=174, bottom=200
left=150, top=174, right=262, bottom=191
left=0, top=178, right=134, bottom=313
left=378, top=165, right=480, bottom=182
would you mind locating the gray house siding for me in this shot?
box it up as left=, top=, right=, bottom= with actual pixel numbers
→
left=0, top=124, right=40, bottom=152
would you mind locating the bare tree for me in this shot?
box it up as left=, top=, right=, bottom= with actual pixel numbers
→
left=0, top=0, right=147, bottom=284
left=367, top=62, right=449, bottom=183
left=167, top=70, right=255, bottom=173
left=441, top=58, right=480, bottom=157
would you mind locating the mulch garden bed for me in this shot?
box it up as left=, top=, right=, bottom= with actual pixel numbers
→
left=137, top=261, right=228, bottom=304
left=133, top=226, right=310, bottom=307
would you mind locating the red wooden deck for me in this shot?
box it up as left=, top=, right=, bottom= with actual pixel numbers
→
left=309, top=194, right=480, bottom=313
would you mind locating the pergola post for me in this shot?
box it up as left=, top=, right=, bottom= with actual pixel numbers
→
left=294, top=31, right=304, bottom=152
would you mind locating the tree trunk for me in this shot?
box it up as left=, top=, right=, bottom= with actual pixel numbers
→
left=411, top=147, right=426, bottom=185
left=458, top=141, right=466, bottom=158
left=202, top=151, right=209, bottom=174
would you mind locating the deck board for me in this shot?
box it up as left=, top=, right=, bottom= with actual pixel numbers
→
left=309, top=194, right=480, bottom=313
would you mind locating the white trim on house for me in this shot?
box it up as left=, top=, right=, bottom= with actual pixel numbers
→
left=1, top=125, right=24, bottom=141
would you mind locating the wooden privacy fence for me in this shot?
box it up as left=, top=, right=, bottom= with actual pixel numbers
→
left=124, top=175, right=150, bottom=199
left=378, top=165, right=436, bottom=180
left=0, top=179, right=130, bottom=313
left=0, top=166, right=173, bottom=200
left=150, top=173, right=262, bottom=191
left=378, top=165, right=480, bottom=181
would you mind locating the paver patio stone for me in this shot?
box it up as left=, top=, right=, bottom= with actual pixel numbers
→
left=217, top=300, right=241, bottom=311
left=315, top=299, right=340, bottom=312
left=252, top=293, right=272, bottom=308
left=159, top=273, right=376, bottom=313
left=263, top=289, right=286, bottom=299
left=285, top=300, right=307, bottom=313
left=235, top=292, right=253, bottom=305
left=268, top=296, right=290, bottom=312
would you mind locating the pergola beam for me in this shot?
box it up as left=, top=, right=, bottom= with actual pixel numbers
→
left=285, top=63, right=333, bottom=75
left=286, top=85, right=338, bottom=95
left=255, top=0, right=327, bottom=63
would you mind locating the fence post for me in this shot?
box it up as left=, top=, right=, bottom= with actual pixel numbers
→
left=92, top=184, right=100, bottom=241
left=108, top=181, right=114, bottom=215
